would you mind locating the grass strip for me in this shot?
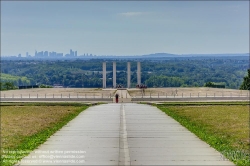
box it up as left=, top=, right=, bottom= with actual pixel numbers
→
left=157, top=105, right=249, bottom=166
left=1, top=105, right=89, bottom=166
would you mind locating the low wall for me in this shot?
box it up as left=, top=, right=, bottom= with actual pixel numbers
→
left=132, top=97, right=249, bottom=102
left=0, top=98, right=113, bottom=102
left=1, top=97, right=248, bottom=103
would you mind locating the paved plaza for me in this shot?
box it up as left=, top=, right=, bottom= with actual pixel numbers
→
left=17, top=103, right=234, bottom=165
left=1, top=88, right=249, bottom=103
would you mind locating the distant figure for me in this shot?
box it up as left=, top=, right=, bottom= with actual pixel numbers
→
left=116, top=84, right=122, bottom=89
left=115, top=93, right=119, bottom=103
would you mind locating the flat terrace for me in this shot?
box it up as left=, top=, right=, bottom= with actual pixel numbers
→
left=0, top=88, right=249, bottom=102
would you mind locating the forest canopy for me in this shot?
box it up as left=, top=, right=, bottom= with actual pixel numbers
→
left=0, top=56, right=248, bottom=89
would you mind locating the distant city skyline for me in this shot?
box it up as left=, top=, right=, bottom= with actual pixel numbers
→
left=14, top=49, right=92, bottom=57
left=4, top=49, right=249, bottom=59
left=1, top=1, right=249, bottom=56
left=3, top=49, right=250, bottom=58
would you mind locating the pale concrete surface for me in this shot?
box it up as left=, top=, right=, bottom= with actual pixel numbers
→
left=1, top=96, right=248, bottom=103
left=113, top=89, right=132, bottom=103
left=16, top=104, right=121, bottom=165
left=16, top=103, right=234, bottom=165
left=124, top=104, right=234, bottom=165
left=128, top=87, right=249, bottom=97
left=1, top=88, right=248, bottom=103
left=0, top=88, right=116, bottom=98
left=1, top=87, right=248, bottom=99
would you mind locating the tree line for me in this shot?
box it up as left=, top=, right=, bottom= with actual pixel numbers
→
left=239, top=69, right=250, bottom=90
left=0, top=82, right=17, bottom=90
left=0, top=57, right=248, bottom=89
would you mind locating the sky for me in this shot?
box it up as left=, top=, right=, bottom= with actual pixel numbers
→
left=1, top=1, right=249, bottom=56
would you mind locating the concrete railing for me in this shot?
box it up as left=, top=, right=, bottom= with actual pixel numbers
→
left=129, top=92, right=250, bottom=102
left=0, top=93, right=114, bottom=99
left=130, top=92, right=250, bottom=98
left=1, top=92, right=249, bottom=102
left=0, top=93, right=114, bottom=102
left=132, top=97, right=249, bottom=102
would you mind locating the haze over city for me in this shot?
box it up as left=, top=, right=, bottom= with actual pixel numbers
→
left=1, top=1, right=249, bottom=56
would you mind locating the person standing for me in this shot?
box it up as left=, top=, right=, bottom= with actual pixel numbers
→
left=115, top=93, right=119, bottom=103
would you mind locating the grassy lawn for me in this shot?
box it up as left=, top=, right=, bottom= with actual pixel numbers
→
left=0, top=104, right=89, bottom=166
left=157, top=104, right=249, bottom=166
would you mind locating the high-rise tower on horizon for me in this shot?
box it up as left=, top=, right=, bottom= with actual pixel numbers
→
left=70, top=49, right=74, bottom=56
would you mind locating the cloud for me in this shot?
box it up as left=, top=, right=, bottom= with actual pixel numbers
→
left=119, top=12, right=147, bottom=17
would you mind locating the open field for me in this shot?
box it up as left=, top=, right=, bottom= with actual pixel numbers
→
left=128, top=87, right=249, bottom=97
left=157, top=104, right=250, bottom=165
left=0, top=104, right=89, bottom=166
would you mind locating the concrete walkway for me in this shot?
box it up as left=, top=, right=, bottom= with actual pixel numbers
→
left=17, top=103, right=234, bottom=165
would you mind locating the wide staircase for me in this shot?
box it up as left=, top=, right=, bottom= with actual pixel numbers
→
left=113, top=89, right=132, bottom=103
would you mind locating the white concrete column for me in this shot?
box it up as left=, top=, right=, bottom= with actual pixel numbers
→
left=103, top=62, right=106, bottom=88
left=113, top=62, right=116, bottom=88
left=127, top=62, right=131, bottom=88
left=137, top=62, right=141, bottom=85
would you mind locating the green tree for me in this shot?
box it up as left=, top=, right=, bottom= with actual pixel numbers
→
left=4, top=82, right=15, bottom=90
left=240, top=69, right=250, bottom=90
left=39, top=84, right=52, bottom=88
left=204, top=82, right=214, bottom=87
